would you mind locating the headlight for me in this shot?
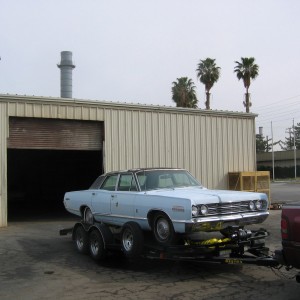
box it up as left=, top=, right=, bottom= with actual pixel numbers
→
left=192, top=205, right=199, bottom=217
left=255, top=200, right=263, bottom=210
left=249, top=201, right=255, bottom=211
left=200, top=205, right=209, bottom=215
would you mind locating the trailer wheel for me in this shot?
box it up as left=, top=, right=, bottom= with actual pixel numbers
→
left=153, top=212, right=176, bottom=245
left=89, top=229, right=107, bottom=261
left=296, top=274, right=300, bottom=283
left=74, top=225, right=89, bottom=254
left=121, top=222, right=144, bottom=258
left=83, top=207, right=94, bottom=225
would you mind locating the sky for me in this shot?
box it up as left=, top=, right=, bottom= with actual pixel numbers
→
left=1, top=0, right=300, bottom=149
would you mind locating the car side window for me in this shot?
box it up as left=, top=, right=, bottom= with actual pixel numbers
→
left=89, top=175, right=105, bottom=189
left=117, top=174, right=138, bottom=192
left=100, top=175, right=118, bottom=191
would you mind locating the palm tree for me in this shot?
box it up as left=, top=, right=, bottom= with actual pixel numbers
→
left=196, top=58, right=221, bottom=110
left=234, top=57, right=259, bottom=113
left=171, top=77, right=198, bottom=108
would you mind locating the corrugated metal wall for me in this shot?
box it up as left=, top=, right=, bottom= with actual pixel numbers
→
left=0, top=95, right=256, bottom=227
left=0, top=102, right=8, bottom=227
left=8, top=117, right=103, bottom=150
left=104, top=109, right=256, bottom=189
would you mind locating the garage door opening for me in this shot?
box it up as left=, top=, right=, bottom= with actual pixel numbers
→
left=7, top=117, right=104, bottom=221
left=7, top=149, right=103, bottom=221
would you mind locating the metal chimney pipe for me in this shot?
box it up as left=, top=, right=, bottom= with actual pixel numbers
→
left=57, top=51, right=75, bottom=98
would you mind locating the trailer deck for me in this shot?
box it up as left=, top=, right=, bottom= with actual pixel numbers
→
left=60, top=221, right=280, bottom=268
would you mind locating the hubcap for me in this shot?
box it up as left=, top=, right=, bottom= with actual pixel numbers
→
left=90, top=238, right=99, bottom=255
left=76, top=232, right=84, bottom=250
left=156, top=218, right=170, bottom=240
left=122, top=229, right=133, bottom=252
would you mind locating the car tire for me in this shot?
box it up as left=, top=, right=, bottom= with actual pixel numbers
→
left=89, top=229, right=107, bottom=261
left=153, top=212, right=176, bottom=245
left=121, top=222, right=144, bottom=258
left=84, top=207, right=94, bottom=225
left=74, top=225, right=89, bottom=254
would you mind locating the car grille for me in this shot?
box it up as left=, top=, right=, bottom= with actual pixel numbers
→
left=195, top=201, right=264, bottom=217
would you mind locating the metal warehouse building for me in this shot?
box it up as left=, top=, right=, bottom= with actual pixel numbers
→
left=0, top=94, right=257, bottom=227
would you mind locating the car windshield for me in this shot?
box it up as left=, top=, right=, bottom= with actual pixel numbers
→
left=136, top=169, right=201, bottom=191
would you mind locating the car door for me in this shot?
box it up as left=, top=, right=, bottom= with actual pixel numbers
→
left=110, top=173, right=137, bottom=223
left=91, top=174, right=118, bottom=222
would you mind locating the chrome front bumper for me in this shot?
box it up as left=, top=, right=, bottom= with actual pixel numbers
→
left=185, top=211, right=269, bottom=233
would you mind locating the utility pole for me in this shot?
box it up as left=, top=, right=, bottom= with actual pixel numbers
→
left=293, top=119, right=297, bottom=179
left=271, top=121, right=275, bottom=181
left=286, top=127, right=293, bottom=150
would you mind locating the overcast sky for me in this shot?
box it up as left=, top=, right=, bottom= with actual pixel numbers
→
left=1, top=0, right=300, bottom=147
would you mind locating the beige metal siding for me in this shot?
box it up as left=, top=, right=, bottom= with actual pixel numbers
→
left=8, top=117, right=103, bottom=150
left=104, top=109, right=256, bottom=188
left=0, top=102, right=8, bottom=227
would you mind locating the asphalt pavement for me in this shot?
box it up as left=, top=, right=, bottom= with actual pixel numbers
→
left=271, top=181, right=300, bottom=204
left=0, top=183, right=300, bottom=300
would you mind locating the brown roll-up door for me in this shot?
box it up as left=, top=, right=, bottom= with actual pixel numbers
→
left=8, top=117, right=104, bottom=150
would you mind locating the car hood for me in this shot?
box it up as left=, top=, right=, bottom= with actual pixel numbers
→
left=145, top=187, right=267, bottom=205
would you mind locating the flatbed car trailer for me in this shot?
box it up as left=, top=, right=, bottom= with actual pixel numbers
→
left=59, top=221, right=286, bottom=270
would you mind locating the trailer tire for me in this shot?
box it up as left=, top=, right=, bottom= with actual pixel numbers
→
left=121, top=222, right=144, bottom=258
left=74, top=225, right=89, bottom=254
left=89, top=229, right=107, bottom=261
left=153, top=212, right=176, bottom=245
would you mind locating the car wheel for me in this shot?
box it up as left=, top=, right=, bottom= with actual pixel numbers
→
left=84, top=207, right=94, bottom=225
left=74, top=225, right=89, bottom=254
left=89, top=229, right=107, bottom=261
left=153, top=212, right=176, bottom=245
left=121, top=222, right=144, bottom=258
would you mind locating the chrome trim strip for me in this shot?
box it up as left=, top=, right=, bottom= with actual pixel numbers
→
left=93, top=211, right=269, bottom=224
left=94, top=213, right=148, bottom=221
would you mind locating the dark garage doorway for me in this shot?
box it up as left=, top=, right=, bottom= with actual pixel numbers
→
left=7, top=117, right=104, bottom=221
left=7, top=149, right=103, bottom=221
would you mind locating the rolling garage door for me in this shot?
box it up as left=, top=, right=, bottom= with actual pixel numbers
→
left=8, top=117, right=104, bottom=150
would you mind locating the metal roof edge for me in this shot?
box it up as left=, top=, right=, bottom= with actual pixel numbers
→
left=0, top=94, right=257, bottom=118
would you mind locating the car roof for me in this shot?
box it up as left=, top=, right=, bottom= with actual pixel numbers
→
left=104, top=168, right=184, bottom=176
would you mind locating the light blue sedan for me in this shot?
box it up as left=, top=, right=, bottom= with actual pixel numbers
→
left=63, top=168, right=269, bottom=245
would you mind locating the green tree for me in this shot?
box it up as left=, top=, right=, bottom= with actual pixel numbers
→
left=256, top=134, right=272, bottom=153
left=234, top=57, right=259, bottom=113
left=171, top=77, right=198, bottom=108
left=281, top=122, right=300, bottom=150
left=196, top=58, right=221, bottom=110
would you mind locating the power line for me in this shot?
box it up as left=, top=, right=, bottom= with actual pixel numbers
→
left=255, top=94, right=300, bottom=109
